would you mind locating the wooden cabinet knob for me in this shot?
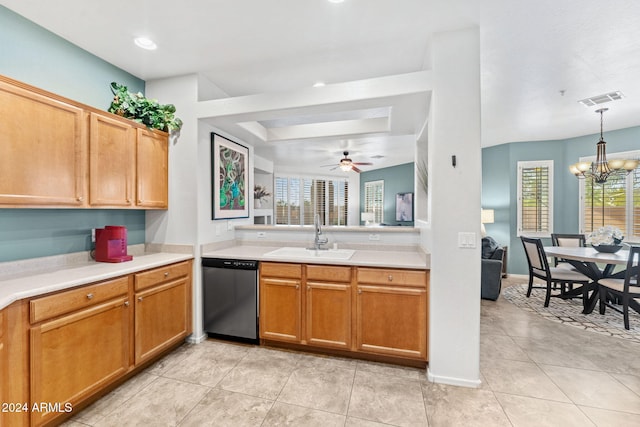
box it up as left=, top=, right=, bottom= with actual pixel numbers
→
left=77, top=196, right=84, bottom=202
left=86, top=293, right=93, bottom=300
left=388, top=275, right=393, bottom=282
left=164, top=272, right=169, bottom=277
left=358, top=289, right=362, bottom=294
left=138, top=296, right=143, bottom=302
left=124, top=301, right=130, bottom=307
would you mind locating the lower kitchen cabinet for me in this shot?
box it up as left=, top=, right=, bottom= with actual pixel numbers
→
left=134, top=261, right=192, bottom=365
left=12, top=259, right=193, bottom=426
left=259, top=262, right=427, bottom=363
left=29, top=280, right=130, bottom=426
left=356, top=267, right=428, bottom=360
left=259, top=263, right=302, bottom=343
left=305, top=265, right=352, bottom=350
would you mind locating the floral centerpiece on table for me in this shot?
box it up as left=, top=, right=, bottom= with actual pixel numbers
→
left=253, top=185, right=271, bottom=208
left=586, top=226, right=624, bottom=247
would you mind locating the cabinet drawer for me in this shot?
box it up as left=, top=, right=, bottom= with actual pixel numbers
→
left=134, top=261, right=191, bottom=291
left=30, top=276, right=129, bottom=324
left=357, top=267, right=427, bottom=288
left=260, top=262, right=302, bottom=279
left=306, top=264, right=352, bottom=282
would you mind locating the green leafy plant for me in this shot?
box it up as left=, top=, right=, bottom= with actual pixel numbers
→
left=108, top=82, right=183, bottom=132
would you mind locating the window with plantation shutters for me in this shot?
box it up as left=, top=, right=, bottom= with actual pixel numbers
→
left=517, top=160, right=553, bottom=237
left=364, top=180, right=384, bottom=224
left=579, top=149, right=640, bottom=240
left=274, top=175, right=348, bottom=226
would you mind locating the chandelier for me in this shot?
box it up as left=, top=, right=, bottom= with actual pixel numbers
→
left=569, top=108, right=638, bottom=184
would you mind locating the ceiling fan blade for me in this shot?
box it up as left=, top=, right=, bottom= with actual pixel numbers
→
left=351, top=165, right=362, bottom=173
left=353, top=162, right=373, bottom=166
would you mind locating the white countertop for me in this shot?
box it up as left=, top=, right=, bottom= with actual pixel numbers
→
left=201, top=245, right=429, bottom=270
left=0, top=252, right=194, bottom=310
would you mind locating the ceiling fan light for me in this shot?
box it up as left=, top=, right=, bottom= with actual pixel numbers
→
left=568, top=164, right=580, bottom=175
left=576, top=162, right=591, bottom=172
left=340, top=163, right=352, bottom=171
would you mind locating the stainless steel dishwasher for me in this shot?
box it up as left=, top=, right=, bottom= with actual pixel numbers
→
left=202, top=258, right=259, bottom=344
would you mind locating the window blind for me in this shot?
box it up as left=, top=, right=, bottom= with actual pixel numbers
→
left=517, top=160, right=553, bottom=236
left=364, top=180, right=384, bottom=224
left=275, top=175, right=349, bottom=226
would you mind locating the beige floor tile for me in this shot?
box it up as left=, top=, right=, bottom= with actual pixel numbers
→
left=179, top=388, right=273, bottom=427
left=349, top=370, right=427, bottom=426
left=480, top=358, right=571, bottom=402
left=355, top=359, right=425, bottom=381
left=73, top=372, right=158, bottom=424
left=423, top=382, right=511, bottom=427
left=580, top=405, right=640, bottom=427
left=345, top=417, right=393, bottom=427
left=296, top=352, right=358, bottom=370
left=277, top=366, right=355, bottom=414
left=511, top=336, right=601, bottom=370
left=540, top=365, right=640, bottom=414
left=480, top=333, right=531, bottom=362
left=217, top=346, right=299, bottom=399
left=161, top=340, right=248, bottom=387
left=144, top=343, right=193, bottom=376
left=494, top=392, right=595, bottom=427
left=610, top=372, right=640, bottom=396
left=261, top=402, right=346, bottom=427
left=92, top=376, right=209, bottom=427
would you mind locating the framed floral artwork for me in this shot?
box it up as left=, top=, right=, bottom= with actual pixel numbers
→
left=211, top=133, right=249, bottom=219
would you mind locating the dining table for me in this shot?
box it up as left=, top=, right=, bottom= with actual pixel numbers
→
left=544, top=246, right=630, bottom=314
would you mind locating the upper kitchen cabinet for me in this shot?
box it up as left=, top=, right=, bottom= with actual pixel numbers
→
left=0, top=75, right=169, bottom=209
left=0, top=78, right=87, bottom=207
left=89, top=112, right=136, bottom=207
left=135, top=128, right=168, bottom=209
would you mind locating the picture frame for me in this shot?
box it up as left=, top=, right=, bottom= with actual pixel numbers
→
left=211, top=133, right=249, bottom=219
left=395, top=192, right=414, bottom=222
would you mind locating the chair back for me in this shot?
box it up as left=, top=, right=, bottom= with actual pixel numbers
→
left=520, top=236, right=550, bottom=277
left=551, top=233, right=585, bottom=248
left=622, top=246, right=640, bottom=292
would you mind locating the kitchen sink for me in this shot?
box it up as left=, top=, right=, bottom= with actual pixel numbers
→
left=262, top=247, right=355, bottom=261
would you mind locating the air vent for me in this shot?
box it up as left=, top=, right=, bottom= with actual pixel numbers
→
left=370, top=155, right=385, bottom=159
left=578, top=91, right=624, bottom=107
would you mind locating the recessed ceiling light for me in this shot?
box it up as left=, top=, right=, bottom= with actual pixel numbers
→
left=134, top=37, right=157, bottom=50
left=313, top=82, right=326, bottom=87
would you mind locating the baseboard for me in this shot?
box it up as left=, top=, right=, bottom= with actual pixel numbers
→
left=186, top=332, right=207, bottom=344
left=427, top=368, right=482, bottom=388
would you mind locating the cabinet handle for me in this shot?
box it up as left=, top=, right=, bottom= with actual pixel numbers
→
left=77, top=196, right=83, bottom=202
left=138, top=199, right=142, bottom=204
left=164, top=272, right=169, bottom=277
left=138, top=296, right=143, bottom=302
left=124, top=301, right=130, bottom=307
left=86, top=293, right=94, bottom=300
left=296, top=285, right=299, bottom=289
left=388, top=275, right=393, bottom=282
left=358, top=289, right=362, bottom=294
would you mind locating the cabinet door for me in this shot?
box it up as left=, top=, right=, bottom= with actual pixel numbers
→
left=136, top=128, right=168, bottom=208
left=306, top=281, right=351, bottom=350
left=89, top=113, right=135, bottom=207
left=30, top=297, right=130, bottom=426
left=134, top=278, right=188, bottom=365
left=0, top=80, right=86, bottom=206
left=356, top=285, right=427, bottom=360
left=259, top=277, right=301, bottom=342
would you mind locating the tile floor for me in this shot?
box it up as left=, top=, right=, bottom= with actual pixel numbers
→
left=63, top=277, right=640, bottom=426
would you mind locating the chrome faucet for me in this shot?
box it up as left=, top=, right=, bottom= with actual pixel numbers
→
left=312, top=213, right=329, bottom=250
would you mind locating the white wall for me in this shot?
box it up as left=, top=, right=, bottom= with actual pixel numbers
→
left=424, top=28, right=482, bottom=387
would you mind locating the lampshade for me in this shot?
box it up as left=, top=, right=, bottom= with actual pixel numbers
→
left=481, top=209, right=495, bottom=224
left=361, top=212, right=375, bottom=222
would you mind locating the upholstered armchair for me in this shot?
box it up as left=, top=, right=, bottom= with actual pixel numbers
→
left=481, top=237, right=504, bottom=300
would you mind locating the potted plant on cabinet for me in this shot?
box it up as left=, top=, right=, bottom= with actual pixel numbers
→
left=108, top=82, right=183, bottom=133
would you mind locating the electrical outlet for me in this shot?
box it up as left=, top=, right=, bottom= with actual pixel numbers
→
left=227, top=221, right=234, bottom=231
left=91, top=228, right=96, bottom=242
left=458, top=232, right=477, bottom=248
left=368, top=233, right=380, bottom=241
left=215, top=224, right=221, bottom=236
left=257, top=231, right=266, bottom=239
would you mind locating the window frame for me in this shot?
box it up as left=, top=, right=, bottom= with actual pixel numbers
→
left=363, top=180, right=384, bottom=224
left=517, top=160, right=554, bottom=237
left=578, top=149, right=640, bottom=240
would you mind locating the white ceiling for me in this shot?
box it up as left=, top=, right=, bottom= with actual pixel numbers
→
left=3, top=0, right=640, bottom=173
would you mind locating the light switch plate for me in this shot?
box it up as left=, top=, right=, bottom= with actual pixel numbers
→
left=458, top=232, right=476, bottom=248
left=368, top=234, right=380, bottom=241
left=257, top=231, right=266, bottom=238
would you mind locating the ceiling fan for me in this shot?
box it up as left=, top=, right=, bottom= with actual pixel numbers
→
left=324, top=151, right=373, bottom=173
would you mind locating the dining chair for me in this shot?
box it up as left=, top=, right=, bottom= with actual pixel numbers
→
left=598, top=246, right=640, bottom=330
left=520, top=236, right=593, bottom=308
left=550, top=233, right=586, bottom=268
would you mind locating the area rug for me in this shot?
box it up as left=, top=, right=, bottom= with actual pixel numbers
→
left=502, top=284, right=640, bottom=344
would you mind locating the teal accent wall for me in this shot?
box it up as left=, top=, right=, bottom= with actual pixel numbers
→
left=482, top=126, right=640, bottom=275
left=360, top=163, right=415, bottom=226
left=0, top=6, right=147, bottom=262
